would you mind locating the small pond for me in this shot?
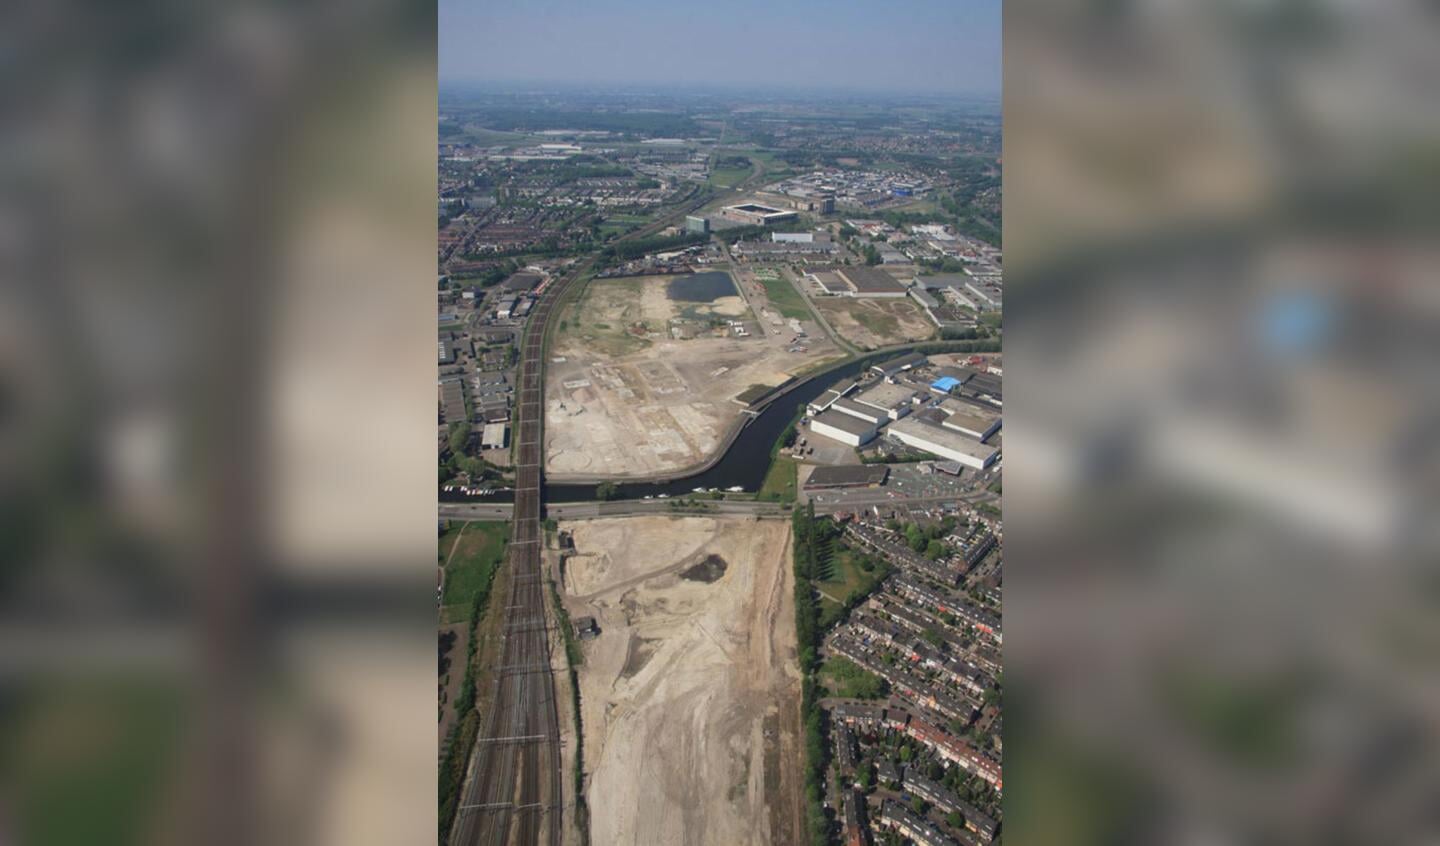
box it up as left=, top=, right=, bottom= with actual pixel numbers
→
left=667, top=271, right=736, bottom=303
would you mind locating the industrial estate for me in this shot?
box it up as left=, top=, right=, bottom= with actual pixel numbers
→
left=437, top=85, right=1002, bottom=846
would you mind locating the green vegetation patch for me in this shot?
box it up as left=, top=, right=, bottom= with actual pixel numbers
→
left=440, top=521, right=511, bottom=623
left=756, top=274, right=810, bottom=321
left=814, top=540, right=891, bottom=629
left=850, top=306, right=902, bottom=338
left=707, top=166, right=751, bottom=188
left=821, top=656, right=889, bottom=700
left=758, top=455, right=797, bottom=503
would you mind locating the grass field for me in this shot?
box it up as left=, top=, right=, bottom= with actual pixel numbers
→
left=820, top=656, right=888, bottom=699
left=562, top=277, right=653, bottom=357
left=440, top=521, right=511, bottom=624
left=756, top=274, right=811, bottom=320
left=758, top=455, right=797, bottom=503
left=606, top=212, right=652, bottom=224
left=814, top=543, right=888, bottom=629
left=886, top=197, right=943, bottom=214
left=852, top=307, right=901, bottom=337
left=707, top=163, right=752, bottom=188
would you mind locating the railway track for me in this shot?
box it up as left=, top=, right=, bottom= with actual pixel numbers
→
left=450, top=192, right=713, bottom=846
left=450, top=257, right=587, bottom=846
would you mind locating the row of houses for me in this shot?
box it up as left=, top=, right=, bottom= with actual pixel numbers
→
left=831, top=634, right=978, bottom=726
left=891, top=574, right=1002, bottom=645
left=845, top=523, right=962, bottom=586
left=903, top=769, right=999, bottom=842
left=878, top=800, right=960, bottom=846
left=831, top=704, right=1003, bottom=791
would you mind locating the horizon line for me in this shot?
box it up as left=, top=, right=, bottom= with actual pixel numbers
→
left=437, top=77, right=1000, bottom=101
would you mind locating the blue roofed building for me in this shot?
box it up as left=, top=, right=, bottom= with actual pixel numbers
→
left=931, top=376, right=962, bottom=393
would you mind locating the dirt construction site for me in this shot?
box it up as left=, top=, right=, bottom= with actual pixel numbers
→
left=546, top=273, right=839, bottom=479
left=814, top=296, right=936, bottom=350
left=558, top=516, right=805, bottom=845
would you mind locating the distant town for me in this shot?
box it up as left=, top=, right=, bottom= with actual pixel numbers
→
left=437, top=86, right=1002, bottom=846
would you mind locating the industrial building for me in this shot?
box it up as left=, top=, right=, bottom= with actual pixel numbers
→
left=804, top=464, right=890, bottom=490
left=500, top=271, right=544, bottom=293
left=886, top=417, right=999, bottom=470
left=937, top=398, right=1001, bottom=441
left=965, top=278, right=1003, bottom=311
left=834, top=266, right=908, bottom=297
left=481, top=422, right=508, bottom=449
left=871, top=352, right=927, bottom=378
left=439, top=378, right=466, bottom=424
left=807, top=378, right=859, bottom=415
left=809, top=409, right=879, bottom=447
left=831, top=396, right=890, bottom=427
left=721, top=202, right=799, bottom=226
left=732, top=239, right=838, bottom=258
left=685, top=214, right=709, bottom=234
left=853, top=382, right=919, bottom=420
left=812, top=271, right=853, bottom=295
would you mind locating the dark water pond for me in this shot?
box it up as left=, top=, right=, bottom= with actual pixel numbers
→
left=667, top=271, right=736, bottom=302
left=679, top=554, right=728, bottom=583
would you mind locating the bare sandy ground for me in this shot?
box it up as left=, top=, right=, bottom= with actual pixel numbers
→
left=815, top=296, right=936, bottom=349
left=561, top=516, right=805, bottom=846
left=546, top=275, right=837, bottom=478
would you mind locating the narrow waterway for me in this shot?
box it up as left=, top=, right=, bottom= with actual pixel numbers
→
left=440, top=343, right=973, bottom=503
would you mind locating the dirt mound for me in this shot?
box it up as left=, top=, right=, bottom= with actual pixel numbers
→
left=561, top=517, right=805, bottom=845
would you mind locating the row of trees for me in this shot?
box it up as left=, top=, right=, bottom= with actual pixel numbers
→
left=792, top=501, right=831, bottom=845
left=448, top=257, right=523, bottom=289
left=599, top=230, right=708, bottom=262
left=887, top=516, right=961, bottom=561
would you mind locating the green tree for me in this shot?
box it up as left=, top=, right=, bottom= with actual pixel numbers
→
left=448, top=421, right=470, bottom=457
left=595, top=481, right=619, bottom=501
left=924, top=539, right=946, bottom=560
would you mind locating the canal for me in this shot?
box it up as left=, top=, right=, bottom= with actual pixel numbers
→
left=440, top=343, right=975, bottom=503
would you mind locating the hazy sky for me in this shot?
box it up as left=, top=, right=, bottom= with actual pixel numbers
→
left=439, top=0, right=1000, bottom=96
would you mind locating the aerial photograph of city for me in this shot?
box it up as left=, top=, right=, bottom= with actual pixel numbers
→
left=436, top=2, right=1001, bottom=844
